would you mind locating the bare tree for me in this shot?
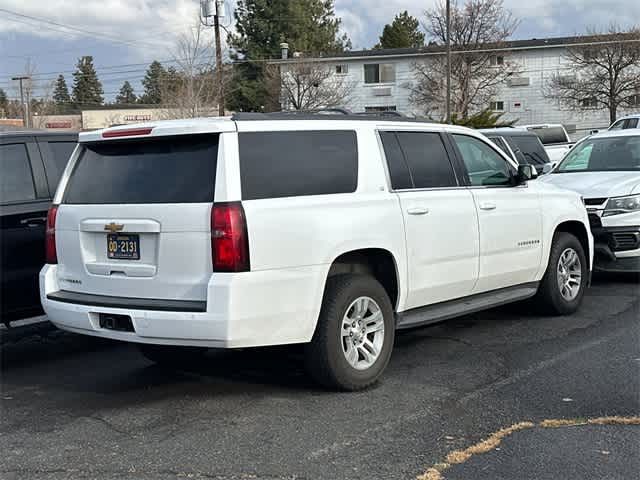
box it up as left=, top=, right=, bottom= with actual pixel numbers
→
left=160, top=20, right=227, bottom=118
left=545, top=26, right=640, bottom=124
left=266, top=58, right=355, bottom=111
left=409, top=0, right=519, bottom=119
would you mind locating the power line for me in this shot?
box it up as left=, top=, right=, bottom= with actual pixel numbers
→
left=0, top=57, right=216, bottom=82
left=0, top=7, right=169, bottom=50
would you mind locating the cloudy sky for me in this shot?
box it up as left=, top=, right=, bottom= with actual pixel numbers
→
left=1, top=0, right=639, bottom=101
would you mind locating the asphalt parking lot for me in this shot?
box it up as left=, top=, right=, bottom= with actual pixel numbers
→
left=1, top=275, right=638, bottom=480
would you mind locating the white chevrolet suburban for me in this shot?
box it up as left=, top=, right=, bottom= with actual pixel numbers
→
left=41, top=113, right=593, bottom=390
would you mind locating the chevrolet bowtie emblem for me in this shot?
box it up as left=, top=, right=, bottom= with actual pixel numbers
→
left=104, top=222, right=124, bottom=233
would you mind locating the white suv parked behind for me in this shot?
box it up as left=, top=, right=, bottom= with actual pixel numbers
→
left=41, top=114, right=593, bottom=390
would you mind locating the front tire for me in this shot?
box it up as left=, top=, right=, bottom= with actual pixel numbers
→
left=304, top=274, right=395, bottom=391
left=535, top=232, right=588, bottom=315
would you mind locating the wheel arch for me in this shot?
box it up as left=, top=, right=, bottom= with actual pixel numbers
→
left=325, top=248, right=401, bottom=312
left=554, top=220, right=591, bottom=263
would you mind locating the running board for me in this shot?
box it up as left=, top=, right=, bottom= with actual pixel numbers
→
left=396, top=282, right=539, bottom=330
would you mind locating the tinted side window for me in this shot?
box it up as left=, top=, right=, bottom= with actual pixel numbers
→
left=0, top=143, right=36, bottom=203
left=395, top=132, right=457, bottom=188
left=43, top=141, right=76, bottom=192
left=239, top=131, right=358, bottom=200
left=379, top=131, right=412, bottom=189
left=487, top=136, right=513, bottom=159
left=452, top=135, right=514, bottom=187
left=626, top=118, right=638, bottom=129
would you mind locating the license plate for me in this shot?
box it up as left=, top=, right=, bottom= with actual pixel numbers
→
left=107, top=234, right=140, bottom=260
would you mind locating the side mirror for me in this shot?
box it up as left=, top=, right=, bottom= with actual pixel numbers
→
left=590, top=129, right=600, bottom=135
left=515, top=164, right=537, bottom=185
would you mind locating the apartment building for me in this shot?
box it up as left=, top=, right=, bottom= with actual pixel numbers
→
left=274, top=34, right=640, bottom=139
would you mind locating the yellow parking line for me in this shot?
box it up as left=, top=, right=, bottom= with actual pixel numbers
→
left=416, top=416, right=640, bottom=480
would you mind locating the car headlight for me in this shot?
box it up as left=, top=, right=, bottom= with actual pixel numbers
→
left=603, top=194, right=640, bottom=216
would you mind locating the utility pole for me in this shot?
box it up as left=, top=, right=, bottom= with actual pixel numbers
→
left=213, top=1, right=224, bottom=116
left=445, top=0, right=451, bottom=124
left=201, top=0, right=225, bottom=116
left=12, top=75, right=31, bottom=128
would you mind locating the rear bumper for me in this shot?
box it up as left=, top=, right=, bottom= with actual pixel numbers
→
left=40, top=264, right=326, bottom=348
left=46, top=290, right=206, bottom=312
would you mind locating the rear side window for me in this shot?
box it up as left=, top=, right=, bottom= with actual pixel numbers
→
left=64, top=134, right=218, bottom=204
left=381, top=131, right=457, bottom=189
left=239, top=131, right=357, bottom=200
left=42, top=141, right=77, bottom=193
left=379, top=131, right=412, bottom=189
left=0, top=143, right=36, bottom=203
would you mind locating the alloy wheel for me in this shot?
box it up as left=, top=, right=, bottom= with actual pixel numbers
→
left=341, top=296, right=385, bottom=370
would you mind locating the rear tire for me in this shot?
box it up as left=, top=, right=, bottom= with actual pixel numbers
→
left=304, top=274, right=395, bottom=391
left=535, top=232, right=588, bottom=315
left=137, top=344, right=207, bottom=367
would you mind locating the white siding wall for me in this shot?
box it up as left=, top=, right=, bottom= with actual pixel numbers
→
left=280, top=44, right=640, bottom=141
left=492, top=47, right=613, bottom=140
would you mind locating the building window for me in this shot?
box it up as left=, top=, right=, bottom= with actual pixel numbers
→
left=490, top=101, right=505, bottom=111
left=628, top=94, right=640, bottom=106
left=490, top=55, right=505, bottom=66
left=580, top=97, right=598, bottom=108
left=335, top=64, right=348, bottom=75
left=365, top=106, right=397, bottom=112
left=364, top=63, right=395, bottom=84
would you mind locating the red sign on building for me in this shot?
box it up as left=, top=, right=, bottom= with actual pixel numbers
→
left=45, top=122, right=73, bottom=129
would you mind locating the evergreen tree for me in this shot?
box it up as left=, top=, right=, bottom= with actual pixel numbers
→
left=53, top=75, right=71, bottom=105
left=140, top=60, right=167, bottom=104
left=71, top=56, right=103, bottom=106
left=375, top=11, right=425, bottom=49
left=228, top=0, right=350, bottom=111
left=115, top=81, right=137, bottom=104
left=162, top=66, right=182, bottom=101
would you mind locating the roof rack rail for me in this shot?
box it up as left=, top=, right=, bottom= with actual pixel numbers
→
left=231, top=110, right=421, bottom=122
left=353, top=111, right=405, bottom=118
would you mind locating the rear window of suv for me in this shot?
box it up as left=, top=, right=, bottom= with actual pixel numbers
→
left=63, top=134, right=218, bottom=204
left=526, top=127, right=568, bottom=145
left=239, top=130, right=358, bottom=200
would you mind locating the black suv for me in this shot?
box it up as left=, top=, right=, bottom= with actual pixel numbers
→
left=1, top=130, right=77, bottom=324
left=480, top=128, right=552, bottom=174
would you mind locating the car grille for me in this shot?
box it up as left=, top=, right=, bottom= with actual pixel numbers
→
left=611, top=232, right=640, bottom=252
left=584, top=198, right=608, bottom=206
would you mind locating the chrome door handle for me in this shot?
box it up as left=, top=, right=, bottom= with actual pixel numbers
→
left=407, top=207, right=429, bottom=215
left=479, top=202, right=497, bottom=211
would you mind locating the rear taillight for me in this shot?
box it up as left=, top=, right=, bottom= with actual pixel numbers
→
left=211, top=202, right=250, bottom=272
left=45, top=205, right=58, bottom=264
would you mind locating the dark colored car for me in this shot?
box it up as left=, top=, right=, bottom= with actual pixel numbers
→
left=1, top=130, right=78, bottom=324
left=480, top=128, right=552, bottom=174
